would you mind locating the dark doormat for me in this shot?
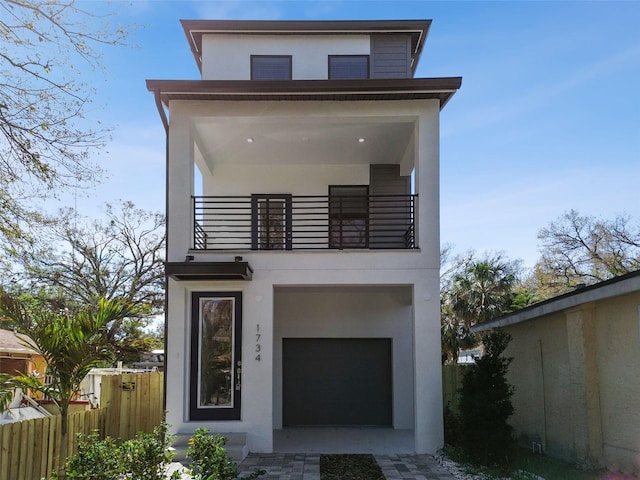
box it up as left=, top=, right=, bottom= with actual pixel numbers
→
left=320, top=454, right=385, bottom=480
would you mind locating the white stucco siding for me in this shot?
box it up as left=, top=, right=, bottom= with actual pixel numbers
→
left=204, top=164, right=369, bottom=197
left=414, top=105, right=440, bottom=266
left=165, top=263, right=442, bottom=454
left=167, top=106, right=195, bottom=263
left=165, top=96, right=443, bottom=454
left=165, top=278, right=276, bottom=453
left=273, top=285, right=414, bottom=430
left=412, top=268, right=444, bottom=453
left=201, top=35, right=371, bottom=80
left=167, top=99, right=439, bottom=259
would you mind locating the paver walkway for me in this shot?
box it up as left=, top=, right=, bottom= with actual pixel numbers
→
left=238, top=453, right=457, bottom=480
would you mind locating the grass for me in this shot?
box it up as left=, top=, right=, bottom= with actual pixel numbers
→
left=318, top=449, right=631, bottom=480
left=319, top=454, right=385, bottom=480
left=510, top=449, right=613, bottom=480
left=442, top=445, right=616, bottom=480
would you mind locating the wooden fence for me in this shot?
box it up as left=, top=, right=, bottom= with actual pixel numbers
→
left=0, top=372, right=164, bottom=480
left=100, top=371, right=164, bottom=440
left=442, top=364, right=468, bottom=413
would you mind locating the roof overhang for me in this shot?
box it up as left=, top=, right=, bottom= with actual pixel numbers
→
left=146, top=77, right=462, bottom=110
left=0, top=349, right=37, bottom=356
left=181, top=19, right=432, bottom=74
left=473, top=269, right=640, bottom=332
left=165, top=262, right=253, bottom=281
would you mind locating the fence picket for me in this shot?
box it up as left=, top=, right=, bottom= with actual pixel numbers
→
left=25, top=419, right=35, bottom=480
left=10, top=421, right=21, bottom=479
left=1, top=422, right=10, bottom=480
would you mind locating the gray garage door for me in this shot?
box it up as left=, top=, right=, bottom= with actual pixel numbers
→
left=282, top=338, right=392, bottom=427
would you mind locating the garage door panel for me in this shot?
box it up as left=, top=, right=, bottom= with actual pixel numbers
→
left=283, top=338, right=392, bottom=426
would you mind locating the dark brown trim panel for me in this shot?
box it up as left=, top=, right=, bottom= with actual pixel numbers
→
left=146, top=77, right=462, bottom=109
left=166, top=261, right=253, bottom=281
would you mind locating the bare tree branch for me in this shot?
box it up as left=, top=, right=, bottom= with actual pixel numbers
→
left=0, top=0, right=129, bottom=241
left=533, top=210, right=640, bottom=297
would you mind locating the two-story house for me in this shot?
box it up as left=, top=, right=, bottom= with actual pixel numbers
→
left=147, top=19, right=461, bottom=457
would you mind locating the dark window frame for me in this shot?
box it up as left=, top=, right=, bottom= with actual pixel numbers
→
left=189, top=291, right=243, bottom=421
left=328, top=55, right=370, bottom=80
left=251, top=194, right=293, bottom=250
left=250, top=55, right=292, bottom=80
left=329, top=185, right=369, bottom=249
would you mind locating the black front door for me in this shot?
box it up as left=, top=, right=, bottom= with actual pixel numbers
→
left=190, top=291, right=242, bottom=421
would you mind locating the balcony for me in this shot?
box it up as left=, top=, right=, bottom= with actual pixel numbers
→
left=192, top=194, right=417, bottom=251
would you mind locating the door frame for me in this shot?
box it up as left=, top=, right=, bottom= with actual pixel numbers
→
left=189, top=291, right=243, bottom=421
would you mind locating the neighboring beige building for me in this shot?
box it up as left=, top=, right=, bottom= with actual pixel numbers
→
left=474, top=270, right=640, bottom=476
left=0, top=328, right=46, bottom=380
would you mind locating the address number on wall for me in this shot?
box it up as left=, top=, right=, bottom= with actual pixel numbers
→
left=255, top=323, right=261, bottom=362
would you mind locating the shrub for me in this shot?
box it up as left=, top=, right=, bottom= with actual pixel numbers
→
left=458, top=329, right=516, bottom=467
left=64, top=422, right=177, bottom=480
left=186, top=428, right=265, bottom=480
left=443, top=404, right=462, bottom=447
left=120, top=422, right=175, bottom=480
left=187, top=429, right=239, bottom=480
left=66, top=432, right=121, bottom=480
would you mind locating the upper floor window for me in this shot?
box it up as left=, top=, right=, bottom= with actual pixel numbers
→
left=251, top=55, right=292, bottom=80
left=328, top=55, right=369, bottom=80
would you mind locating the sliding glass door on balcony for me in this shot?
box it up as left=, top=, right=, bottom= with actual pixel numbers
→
left=329, top=186, right=369, bottom=249
left=251, top=195, right=292, bottom=250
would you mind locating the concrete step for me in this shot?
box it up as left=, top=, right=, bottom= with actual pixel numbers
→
left=170, top=432, right=248, bottom=463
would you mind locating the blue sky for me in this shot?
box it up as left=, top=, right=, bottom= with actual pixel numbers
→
left=69, top=0, right=640, bottom=269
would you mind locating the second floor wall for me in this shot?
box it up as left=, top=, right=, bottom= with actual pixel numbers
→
left=201, top=33, right=414, bottom=80
left=167, top=98, right=440, bottom=262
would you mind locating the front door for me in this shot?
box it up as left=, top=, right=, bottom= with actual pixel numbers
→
left=190, top=291, right=242, bottom=420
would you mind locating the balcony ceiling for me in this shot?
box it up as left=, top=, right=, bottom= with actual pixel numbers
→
left=193, top=115, right=416, bottom=167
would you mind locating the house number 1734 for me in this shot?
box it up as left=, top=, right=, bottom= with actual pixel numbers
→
left=255, top=324, right=261, bottom=361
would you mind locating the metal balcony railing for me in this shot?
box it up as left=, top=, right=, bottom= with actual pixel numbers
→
left=192, top=194, right=417, bottom=250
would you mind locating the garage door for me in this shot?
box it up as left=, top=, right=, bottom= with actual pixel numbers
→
left=283, top=338, right=392, bottom=427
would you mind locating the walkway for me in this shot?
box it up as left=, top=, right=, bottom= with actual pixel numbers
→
left=238, top=453, right=457, bottom=480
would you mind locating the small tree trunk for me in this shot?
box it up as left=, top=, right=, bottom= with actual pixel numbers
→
left=58, top=404, right=69, bottom=480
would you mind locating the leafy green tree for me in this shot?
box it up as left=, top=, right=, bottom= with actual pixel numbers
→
left=440, top=248, right=475, bottom=364
left=6, top=201, right=165, bottom=363
left=533, top=210, right=640, bottom=297
left=0, top=292, right=138, bottom=478
left=451, top=253, right=520, bottom=328
left=458, top=329, right=516, bottom=467
left=440, top=251, right=521, bottom=363
left=0, top=0, right=128, bottom=242
left=440, top=301, right=476, bottom=365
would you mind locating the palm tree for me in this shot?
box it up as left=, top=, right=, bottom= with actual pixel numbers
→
left=451, top=257, right=518, bottom=328
left=0, top=291, right=137, bottom=479
left=441, top=297, right=478, bottom=365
